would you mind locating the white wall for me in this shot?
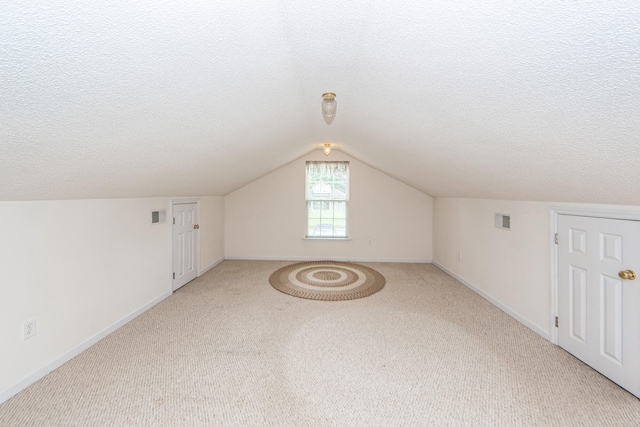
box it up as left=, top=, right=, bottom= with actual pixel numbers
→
left=199, top=196, right=225, bottom=271
left=0, top=196, right=222, bottom=404
left=225, top=150, right=433, bottom=262
left=433, top=198, right=640, bottom=340
left=433, top=198, right=551, bottom=337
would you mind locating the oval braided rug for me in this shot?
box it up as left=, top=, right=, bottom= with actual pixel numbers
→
left=269, top=261, right=385, bottom=301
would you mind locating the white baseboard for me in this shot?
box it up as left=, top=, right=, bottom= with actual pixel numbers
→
left=0, top=291, right=172, bottom=405
left=224, top=256, right=432, bottom=263
left=199, top=257, right=224, bottom=276
left=432, top=261, right=551, bottom=341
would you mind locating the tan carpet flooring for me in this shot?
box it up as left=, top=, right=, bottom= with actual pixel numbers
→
left=1, top=261, right=639, bottom=426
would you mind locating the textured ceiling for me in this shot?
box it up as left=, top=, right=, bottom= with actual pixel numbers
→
left=1, top=1, right=639, bottom=204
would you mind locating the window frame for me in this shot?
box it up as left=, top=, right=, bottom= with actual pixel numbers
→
left=305, top=161, right=350, bottom=239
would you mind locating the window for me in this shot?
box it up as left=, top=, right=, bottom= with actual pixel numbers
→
left=305, top=161, right=349, bottom=238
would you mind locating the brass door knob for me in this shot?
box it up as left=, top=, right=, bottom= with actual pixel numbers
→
left=618, top=270, right=637, bottom=280
left=193, top=224, right=200, bottom=230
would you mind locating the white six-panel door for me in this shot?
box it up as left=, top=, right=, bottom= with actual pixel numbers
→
left=558, top=214, right=640, bottom=397
left=172, top=202, right=199, bottom=291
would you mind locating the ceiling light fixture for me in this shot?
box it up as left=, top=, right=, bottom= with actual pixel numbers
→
left=323, top=143, right=332, bottom=156
left=322, top=92, right=337, bottom=119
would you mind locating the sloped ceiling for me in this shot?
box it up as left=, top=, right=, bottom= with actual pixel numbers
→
left=1, top=1, right=639, bottom=204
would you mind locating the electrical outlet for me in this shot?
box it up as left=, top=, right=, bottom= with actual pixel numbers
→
left=23, top=318, right=36, bottom=340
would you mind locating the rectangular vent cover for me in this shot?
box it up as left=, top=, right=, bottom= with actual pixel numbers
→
left=495, top=213, right=511, bottom=230
left=152, top=210, right=166, bottom=224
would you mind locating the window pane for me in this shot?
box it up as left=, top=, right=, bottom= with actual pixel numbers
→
left=318, top=202, right=334, bottom=219
left=306, top=203, right=348, bottom=237
left=306, top=162, right=349, bottom=237
left=333, top=219, right=347, bottom=237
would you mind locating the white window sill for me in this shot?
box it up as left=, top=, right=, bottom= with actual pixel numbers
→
left=303, top=236, right=352, bottom=241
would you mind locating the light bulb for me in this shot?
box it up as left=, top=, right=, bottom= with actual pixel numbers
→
left=322, top=93, right=337, bottom=118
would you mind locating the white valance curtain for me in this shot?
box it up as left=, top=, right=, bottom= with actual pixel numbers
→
left=305, top=161, right=349, bottom=176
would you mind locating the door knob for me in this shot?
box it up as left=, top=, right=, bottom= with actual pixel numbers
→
left=618, top=270, right=637, bottom=280
left=193, top=224, right=200, bottom=230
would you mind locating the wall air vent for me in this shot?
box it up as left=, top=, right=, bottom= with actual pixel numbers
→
left=151, top=210, right=166, bottom=224
left=495, top=213, right=511, bottom=230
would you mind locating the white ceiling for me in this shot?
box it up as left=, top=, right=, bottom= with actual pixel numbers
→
left=2, top=1, right=639, bottom=204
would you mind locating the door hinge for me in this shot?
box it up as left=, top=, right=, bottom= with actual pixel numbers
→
left=555, top=316, right=559, bottom=328
left=173, top=272, right=175, bottom=280
left=554, top=233, right=558, bottom=244
left=173, top=217, right=176, bottom=225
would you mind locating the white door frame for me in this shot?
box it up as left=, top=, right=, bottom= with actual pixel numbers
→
left=550, top=206, right=640, bottom=345
left=171, top=198, right=201, bottom=290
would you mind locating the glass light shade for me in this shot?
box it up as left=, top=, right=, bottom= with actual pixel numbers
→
left=323, top=144, right=332, bottom=155
left=322, top=93, right=337, bottom=118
